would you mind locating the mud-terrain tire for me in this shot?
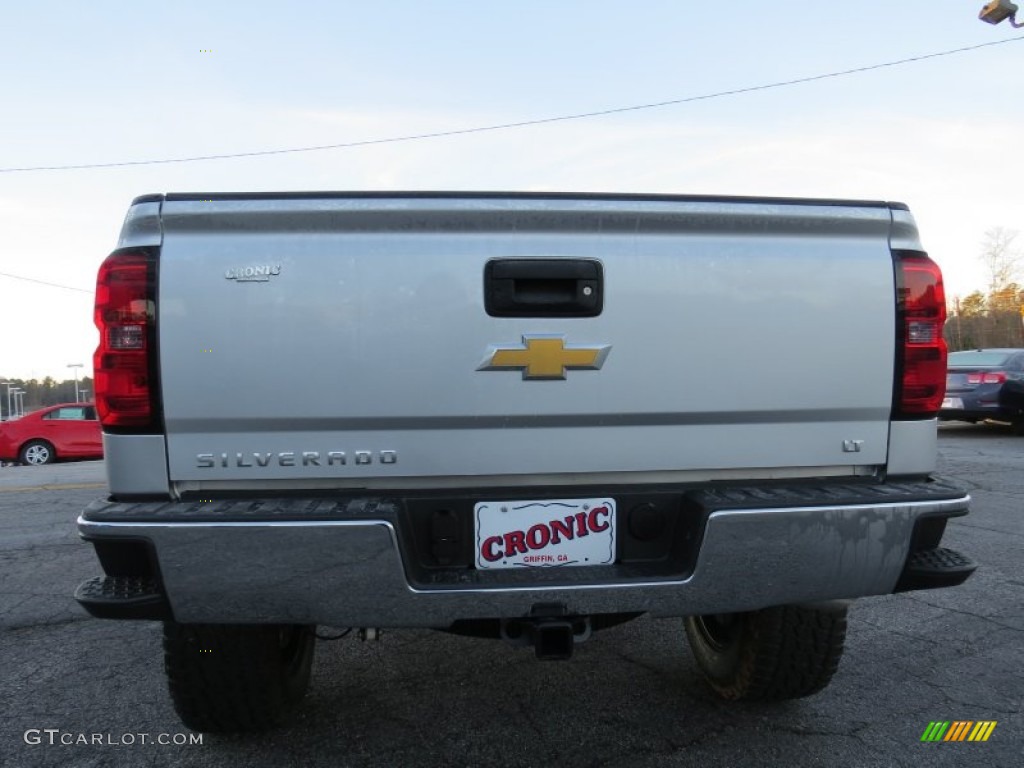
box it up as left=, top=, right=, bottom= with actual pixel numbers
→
left=163, top=622, right=315, bottom=732
left=19, top=440, right=55, bottom=465
left=684, top=603, right=847, bottom=701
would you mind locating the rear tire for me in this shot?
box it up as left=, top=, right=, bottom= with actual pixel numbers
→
left=163, top=622, right=315, bottom=732
left=19, top=440, right=55, bottom=465
left=684, top=603, right=847, bottom=701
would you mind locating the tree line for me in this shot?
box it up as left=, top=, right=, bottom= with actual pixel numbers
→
left=944, top=227, right=1024, bottom=352
left=945, top=292, right=1023, bottom=350
left=0, top=376, right=94, bottom=415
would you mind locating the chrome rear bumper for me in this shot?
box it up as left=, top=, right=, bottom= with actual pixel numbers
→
left=77, top=481, right=971, bottom=626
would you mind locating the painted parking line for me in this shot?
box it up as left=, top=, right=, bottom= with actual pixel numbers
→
left=0, top=482, right=107, bottom=493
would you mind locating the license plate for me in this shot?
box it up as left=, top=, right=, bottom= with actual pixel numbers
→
left=474, top=497, right=616, bottom=570
left=942, top=397, right=963, bottom=409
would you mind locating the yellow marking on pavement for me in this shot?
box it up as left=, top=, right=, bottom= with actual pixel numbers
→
left=0, top=482, right=107, bottom=493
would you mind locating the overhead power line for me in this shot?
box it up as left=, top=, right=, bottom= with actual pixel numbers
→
left=1, top=35, right=1022, bottom=174
left=0, top=271, right=91, bottom=293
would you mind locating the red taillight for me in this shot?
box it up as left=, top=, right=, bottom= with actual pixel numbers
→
left=896, top=252, right=947, bottom=417
left=94, top=251, right=157, bottom=428
left=967, top=372, right=1007, bottom=384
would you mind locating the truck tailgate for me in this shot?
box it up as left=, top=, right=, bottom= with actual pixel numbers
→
left=156, top=195, right=896, bottom=487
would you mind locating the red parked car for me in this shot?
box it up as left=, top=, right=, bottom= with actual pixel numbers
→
left=0, top=403, right=103, bottom=465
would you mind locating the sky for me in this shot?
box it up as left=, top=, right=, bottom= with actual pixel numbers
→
left=1, top=1, right=1022, bottom=380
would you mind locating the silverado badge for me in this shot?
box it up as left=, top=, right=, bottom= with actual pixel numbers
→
left=477, top=335, right=610, bottom=380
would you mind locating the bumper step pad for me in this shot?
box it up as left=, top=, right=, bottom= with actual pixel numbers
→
left=894, top=547, right=977, bottom=593
left=75, top=575, right=172, bottom=620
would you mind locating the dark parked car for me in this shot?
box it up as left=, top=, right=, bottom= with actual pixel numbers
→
left=0, top=403, right=102, bottom=465
left=940, top=348, right=1024, bottom=433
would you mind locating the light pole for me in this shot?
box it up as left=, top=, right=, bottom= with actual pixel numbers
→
left=7, top=387, right=22, bottom=419
left=68, top=363, right=84, bottom=402
left=3, top=383, right=22, bottom=420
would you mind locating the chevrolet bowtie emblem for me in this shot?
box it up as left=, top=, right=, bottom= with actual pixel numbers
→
left=477, top=335, right=611, bottom=380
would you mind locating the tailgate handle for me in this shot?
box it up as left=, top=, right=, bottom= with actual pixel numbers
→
left=484, top=259, right=603, bottom=317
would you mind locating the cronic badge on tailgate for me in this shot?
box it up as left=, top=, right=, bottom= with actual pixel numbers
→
left=477, top=335, right=610, bottom=380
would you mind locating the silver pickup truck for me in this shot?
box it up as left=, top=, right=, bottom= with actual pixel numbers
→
left=76, top=192, right=975, bottom=732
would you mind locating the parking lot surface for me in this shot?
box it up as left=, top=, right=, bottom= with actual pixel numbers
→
left=1, top=427, right=1021, bottom=767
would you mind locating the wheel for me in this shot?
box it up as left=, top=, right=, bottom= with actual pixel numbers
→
left=684, top=603, right=848, bottom=701
left=19, top=440, right=55, bottom=465
left=163, top=622, right=315, bottom=732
